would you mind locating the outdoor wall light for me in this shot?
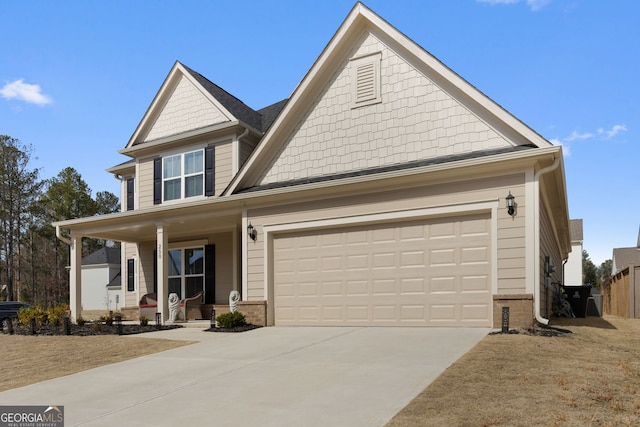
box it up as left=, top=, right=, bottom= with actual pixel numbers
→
left=247, top=223, right=257, bottom=241
left=506, top=191, right=516, bottom=217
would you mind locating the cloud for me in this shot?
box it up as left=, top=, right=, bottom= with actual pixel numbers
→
left=477, top=0, right=550, bottom=11
left=526, top=0, right=551, bottom=11
left=598, top=124, right=627, bottom=139
left=552, top=124, right=628, bottom=154
left=564, top=130, right=594, bottom=142
left=477, top=0, right=519, bottom=4
left=0, top=79, right=53, bottom=106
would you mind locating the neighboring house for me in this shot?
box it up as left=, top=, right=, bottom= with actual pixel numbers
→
left=564, top=219, right=583, bottom=285
left=81, top=247, right=122, bottom=311
left=612, top=247, right=640, bottom=275
left=53, top=3, right=570, bottom=328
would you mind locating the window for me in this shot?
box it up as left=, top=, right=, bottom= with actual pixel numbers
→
left=167, top=247, right=204, bottom=299
left=154, top=146, right=215, bottom=205
left=351, top=52, right=382, bottom=109
left=162, top=150, right=203, bottom=201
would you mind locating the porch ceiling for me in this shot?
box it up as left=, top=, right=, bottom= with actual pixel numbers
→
left=56, top=209, right=240, bottom=243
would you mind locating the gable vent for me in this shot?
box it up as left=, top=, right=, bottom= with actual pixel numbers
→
left=356, top=62, right=376, bottom=103
left=351, top=52, right=382, bottom=108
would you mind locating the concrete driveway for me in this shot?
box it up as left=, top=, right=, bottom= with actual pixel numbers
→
left=0, top=326, right=488, bottom=426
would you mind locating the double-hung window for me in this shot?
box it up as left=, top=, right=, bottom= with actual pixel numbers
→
left=154, top=146, right=214, bottom=205
left=162, top=149, right=204, bottom=201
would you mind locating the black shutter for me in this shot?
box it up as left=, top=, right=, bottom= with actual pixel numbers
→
left=153, top=157, right=162, bottom=204
left=127, top=259, right=135, bottom=292
left=205, top=146, right=215, bottom=196
left=204, top=245, right=215, bottom=304
left=153, top=250, right=157, bottom=294
left=126, top=178, right=135, bottom=211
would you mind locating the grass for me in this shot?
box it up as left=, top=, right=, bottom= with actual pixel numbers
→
left=386, top=316, right=640, bottom=427
left=2, top=316, right=639, bottom=426
left=0, top=335, right=192, bottom=392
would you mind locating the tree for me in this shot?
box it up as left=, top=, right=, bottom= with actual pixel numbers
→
left=0, top=136, right=43, bottom=301
left=598, top=259, right=612, bottom=283
left=34, top=167, right=120, bottom=304
left=95, top=191, right=120, bottom=215
left=582, top=250, right=598, bottom=288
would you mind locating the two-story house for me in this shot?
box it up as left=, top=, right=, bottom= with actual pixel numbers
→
left=54, top=3, right=570, bottom=329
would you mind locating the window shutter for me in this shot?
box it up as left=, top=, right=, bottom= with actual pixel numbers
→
left=205, top=146, right=215, bottom=197
left=153, top=157, right=162, bottom=205
left=204, top=245, right=215, bottom=304
left=126, top=178, right=135, bottom=211
left=127, top=259, right=135, bottom=292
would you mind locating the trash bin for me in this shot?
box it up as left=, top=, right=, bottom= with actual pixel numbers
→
left=564, top=285, right=591, bottom=318
left=587, top=288, right=603, bottom=317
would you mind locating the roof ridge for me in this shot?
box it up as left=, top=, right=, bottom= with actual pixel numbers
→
left=180, top=63, right=264, bottom=131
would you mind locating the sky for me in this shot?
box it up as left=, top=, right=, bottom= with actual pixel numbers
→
left=1, top=0, right=638, bottom=265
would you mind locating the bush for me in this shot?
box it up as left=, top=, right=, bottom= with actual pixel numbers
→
left=17, top=306, right=47, bottom=327
left=76, top=316, right=86, bottom=326
left=139, top=316, right=149, bottom=326
left=100, top=314, right=114, bottom=326
left=47, top=304, right=69, bottom=327
left=216, top=311, right=246, bottom=329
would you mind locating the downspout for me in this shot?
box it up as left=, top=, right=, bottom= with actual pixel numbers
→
left=533, top=156, right=561, bottom=325
left=233, top=127, right=250, bottom=175
left=56, top=225, right=72, bottom=246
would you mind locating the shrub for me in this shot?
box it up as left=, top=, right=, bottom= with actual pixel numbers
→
left=216, top=311, right=247, bottom=329
left=100, top=314, right=114, bottom=326
left=139, top=316, right=149, bottom=326
left=17, top=306, right=47, bottom=327
left=47, top=304, right=69, bottom=327
left=76, top=316, right=86, bottom=326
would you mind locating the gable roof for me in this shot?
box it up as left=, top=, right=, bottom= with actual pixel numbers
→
left=121, top=61, right=288, bottom=154
left=181, top=65, right=265, bottom=131
left=124, top=62, right=246, bottom=149
left=612, top=247, right=640, bottom=273
left=224, top=2, right=554, bottom=195
left=82, top=247, right=121, bottom=266
left=570, top=219, right=583, bottom=243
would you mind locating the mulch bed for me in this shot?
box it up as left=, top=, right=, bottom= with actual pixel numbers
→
left=2, top=321, right=182, bottom=336
left=204, top=324, right=262, bottom=333
left=489, top=326, right=573, bottom=337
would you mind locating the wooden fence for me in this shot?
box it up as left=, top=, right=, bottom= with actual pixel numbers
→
left=603, top=264, right=640, bottom=318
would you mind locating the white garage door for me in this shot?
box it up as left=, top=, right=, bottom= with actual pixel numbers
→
left=273, top=213, right=492, bottom=326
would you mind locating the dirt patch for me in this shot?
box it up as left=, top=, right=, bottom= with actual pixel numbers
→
left=386, top=316, right=640, bottom=427
left=0, top=334, right=194, bottom=392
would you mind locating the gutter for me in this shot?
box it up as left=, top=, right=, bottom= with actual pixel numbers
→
left=533, top=155, right=561, bottom=325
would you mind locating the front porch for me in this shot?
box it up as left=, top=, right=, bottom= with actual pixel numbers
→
left=54, top=200, right=257, bottom=325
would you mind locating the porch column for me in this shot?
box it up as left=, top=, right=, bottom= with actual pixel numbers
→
left=69, top=233, right=83, bottom=321
left=156, top=223, right=168, bottom=323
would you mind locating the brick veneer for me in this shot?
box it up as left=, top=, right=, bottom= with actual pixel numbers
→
left=201, top=301, right=267, bottom=327
left=493, top=294, right=534, bottom=329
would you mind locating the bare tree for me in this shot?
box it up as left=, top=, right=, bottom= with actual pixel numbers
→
left=0, top=136, right=42, bottom=301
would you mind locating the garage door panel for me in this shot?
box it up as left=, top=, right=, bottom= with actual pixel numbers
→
left=274, top=214, right=492, bottom=326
